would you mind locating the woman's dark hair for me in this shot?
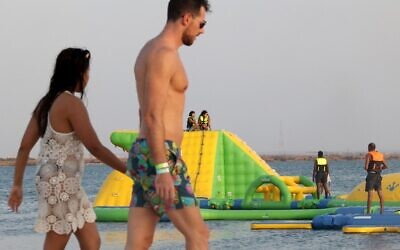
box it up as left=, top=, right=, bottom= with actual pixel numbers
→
left=167, top=0, right=211, bottom=21
left=189, top=111, right=195, bottom=116
left=33, top=48, right=91, bottom=137
left=200, top=110, right=208, bottom=116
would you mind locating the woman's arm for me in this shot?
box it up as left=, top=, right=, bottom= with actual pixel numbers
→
left=8, top=116, right=40, bottom=212
left=68, top=97, right=126, bottom=173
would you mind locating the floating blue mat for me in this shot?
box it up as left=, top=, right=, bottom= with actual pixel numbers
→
left=312, top=214, right=353, bottom=230
left=352, top=214, right=400, bottom=226
left=313, top=213, right=400, bottom=230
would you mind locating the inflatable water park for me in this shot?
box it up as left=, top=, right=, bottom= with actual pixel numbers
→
left=93, top=130, right=400, bottom=233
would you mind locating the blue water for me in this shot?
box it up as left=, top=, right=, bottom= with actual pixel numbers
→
left=1, top=160, right=400, bottom=249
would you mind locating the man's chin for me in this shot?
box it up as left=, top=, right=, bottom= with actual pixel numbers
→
left=183, top=41, right=194, bottom=46
left=182, top=36, right=196, bottom=46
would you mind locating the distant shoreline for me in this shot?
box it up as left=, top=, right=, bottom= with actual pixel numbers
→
left=2, top=153, right=400, bottom=166
left=260, top=152, right=400, bottom=162
left=0, top=157, right=127, bottom=167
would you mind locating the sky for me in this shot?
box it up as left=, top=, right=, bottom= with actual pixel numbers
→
left=1, top=0, right=400, bottom=158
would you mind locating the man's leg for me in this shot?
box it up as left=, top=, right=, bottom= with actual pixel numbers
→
left=377, top=190, right=384, bottom=214
left=167, top=206, right=209, bottom=250
left=125, top=207, right=160, bottom=250
left=317, top=182, right=323, bottom=199
left=366, top=190, right=373, bottom=214
left=323, top=182, right=331, bottom=199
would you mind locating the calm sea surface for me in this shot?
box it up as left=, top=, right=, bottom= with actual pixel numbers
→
left=1, top=160, right=400, bottom=250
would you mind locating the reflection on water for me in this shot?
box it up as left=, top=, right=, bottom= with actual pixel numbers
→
left=1, top=162, right=400, bottom=249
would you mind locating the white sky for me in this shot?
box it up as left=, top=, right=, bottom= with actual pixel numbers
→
left=1, top=0, right=400, bottom=158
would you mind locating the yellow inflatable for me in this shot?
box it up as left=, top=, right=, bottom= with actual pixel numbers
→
left=339, top=173, right=400, bottom=202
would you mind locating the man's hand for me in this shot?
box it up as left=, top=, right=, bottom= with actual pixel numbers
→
left=8, top=186, right=23, bottom=213
left=155, top=173, right=175, bottom=205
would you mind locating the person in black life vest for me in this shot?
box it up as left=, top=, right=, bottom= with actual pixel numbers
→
left=198, top=110, right=211, bottom=131
left=365, top=142, right=388, bottom=214
left=312, top=151, right=331, bottom=199
left=186, top=111, right=198, bottom=131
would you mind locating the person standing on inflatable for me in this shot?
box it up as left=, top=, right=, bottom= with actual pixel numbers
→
left=365, top=142, right=388, bottom=214
left=313, top=151, right=331, bottom=199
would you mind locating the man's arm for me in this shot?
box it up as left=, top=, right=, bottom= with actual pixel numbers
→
left=142, top=48, right=177, bottom=202
left=383, top=157, right=389, bottom=170
left=365, top=153, right=371, bottom=171
left=142, top=48, right=177, bottom=164
left=312, top=160, right=317, bottom=181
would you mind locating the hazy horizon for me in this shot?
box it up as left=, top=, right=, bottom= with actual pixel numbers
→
left=2, top=1, right=400, bottom=158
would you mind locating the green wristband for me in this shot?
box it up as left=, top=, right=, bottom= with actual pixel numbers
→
left=155, top=162, right=169, bottom=170
left=156, top=167, right=170, bottom=175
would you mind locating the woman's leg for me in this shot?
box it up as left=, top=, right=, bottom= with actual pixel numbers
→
left=74, top=222, right=101, bottom=250
left=43, top=231, right=71, bottom=250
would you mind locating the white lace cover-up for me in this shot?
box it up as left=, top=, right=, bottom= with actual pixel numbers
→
left=34, top=118, right=96, bottom=235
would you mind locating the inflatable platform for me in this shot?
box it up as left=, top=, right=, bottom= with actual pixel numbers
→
left=93, top=130, right=400, bottom=222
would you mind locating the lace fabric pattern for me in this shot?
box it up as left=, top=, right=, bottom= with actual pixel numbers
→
left=35, top=123, right=96, bottom=235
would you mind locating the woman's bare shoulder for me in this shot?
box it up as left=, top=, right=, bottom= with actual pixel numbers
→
left=52, top=92, right=85, bottom=114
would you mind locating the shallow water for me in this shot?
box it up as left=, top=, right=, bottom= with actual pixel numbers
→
left=1, top=160, right=399, bottom=249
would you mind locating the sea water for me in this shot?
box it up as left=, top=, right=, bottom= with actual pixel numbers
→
left=1, top=160, right=400, bottom=250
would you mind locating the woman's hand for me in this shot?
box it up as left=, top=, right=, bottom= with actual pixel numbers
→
left=8, top=185, right=23, bottom=213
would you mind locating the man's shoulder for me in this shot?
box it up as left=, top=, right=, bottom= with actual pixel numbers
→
left=147, top=38, right=178, bottom=55
left=139, top=39, right=178, bottom=61
left=154, top=45, right=178, bottom=59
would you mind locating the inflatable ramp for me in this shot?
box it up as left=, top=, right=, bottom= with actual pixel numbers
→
left=102, top=130, right=278, bottom=200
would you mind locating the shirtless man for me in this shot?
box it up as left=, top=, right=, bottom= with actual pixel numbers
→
left=125, top=1, right=210, bottom=249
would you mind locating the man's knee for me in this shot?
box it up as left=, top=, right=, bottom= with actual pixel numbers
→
left=199, top=224, right=210, bottom=240
left=185, top=223, right=209, bottom=244
left=126, top=234, right=154, bottom=250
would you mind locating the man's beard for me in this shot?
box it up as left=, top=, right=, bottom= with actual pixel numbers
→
left=182, top=33, right=194, bottom=46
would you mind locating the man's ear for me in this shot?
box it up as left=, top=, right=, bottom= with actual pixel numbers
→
left=181, top=13, right=192, bottom=26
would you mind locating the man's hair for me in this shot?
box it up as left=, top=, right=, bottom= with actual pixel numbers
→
left=167, top=0, right=211, bottom=21
left=318, top=151, right=323, bottom=157
left=189, top=111, right=195, bottom=116
left=368, top=143, right=376, bottom=151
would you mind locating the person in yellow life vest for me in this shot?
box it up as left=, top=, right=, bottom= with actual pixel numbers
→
left=365, top=142, right=388, bottom=214
left=186, top=111, right=199, bottom=131
left=312, top=151, right=331, bottom=199
left=198, top=110, right=211, bottom=131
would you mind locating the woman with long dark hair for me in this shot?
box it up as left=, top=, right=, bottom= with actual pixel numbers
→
left=8, top=48, right=126, bottom=250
